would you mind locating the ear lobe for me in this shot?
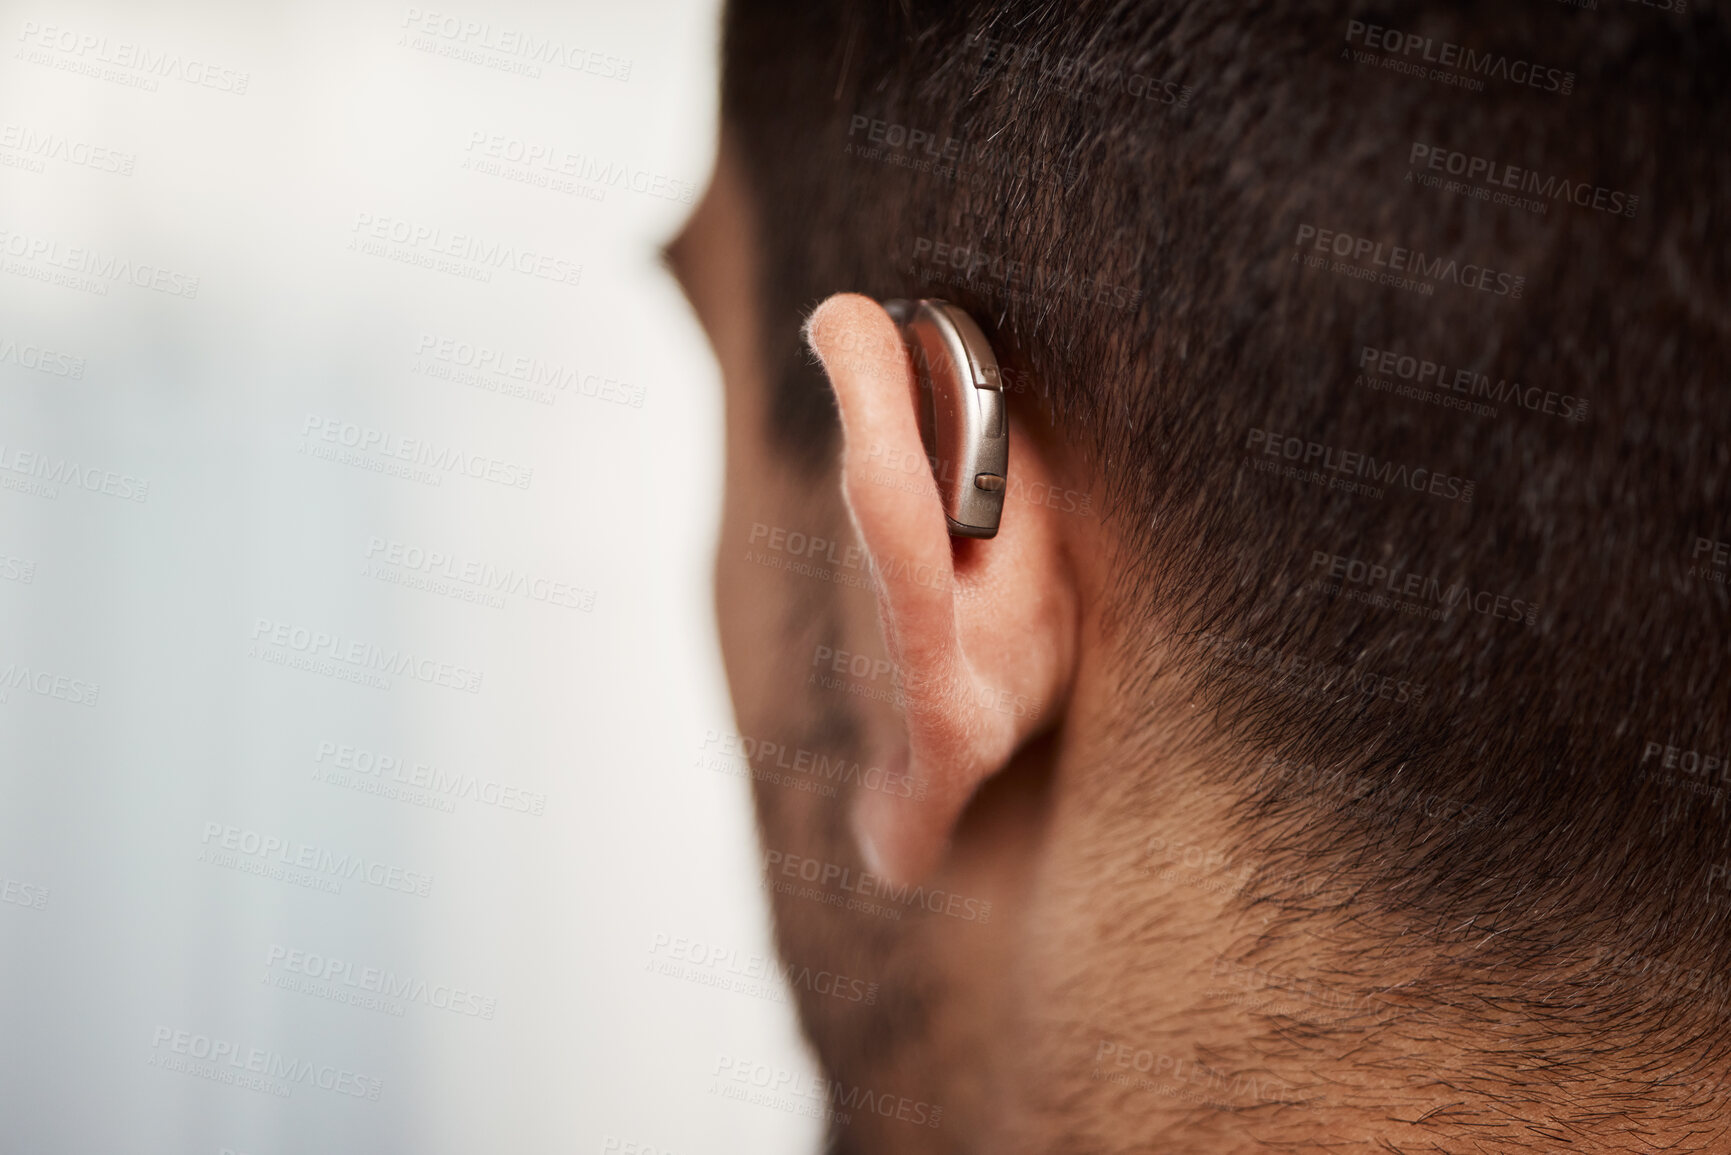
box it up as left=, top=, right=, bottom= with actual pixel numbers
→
left=805, top=293, right=1079, bottom=887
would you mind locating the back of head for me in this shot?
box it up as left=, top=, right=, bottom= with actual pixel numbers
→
left=719, top=0, right=1731, bottom=1145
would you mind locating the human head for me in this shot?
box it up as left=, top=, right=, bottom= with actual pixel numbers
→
left=668, top=1, right=1731, bottom=1150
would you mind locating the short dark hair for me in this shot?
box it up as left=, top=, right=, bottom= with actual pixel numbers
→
left=722, top=0, right=1731, bottom=1067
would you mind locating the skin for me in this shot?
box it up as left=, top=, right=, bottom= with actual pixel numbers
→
left=661, top=140, right=1624, bottom=1153
left=662, top=137, right=1262, bottom=1153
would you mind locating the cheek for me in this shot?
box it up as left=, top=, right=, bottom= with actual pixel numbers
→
left=712, top=362, right=793, bottom=713
left=713, top=506, right=784, bottom=721
left=710, top=440, right=839, bottom=730
left=710, top=446, right=897, bottom=746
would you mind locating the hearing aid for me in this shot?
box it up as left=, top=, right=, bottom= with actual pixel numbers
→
left=881, top=298, right=1008, bottom=539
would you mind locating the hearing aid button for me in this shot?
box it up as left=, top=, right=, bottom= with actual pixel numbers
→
left=974, top=473, right=1006, bottom=492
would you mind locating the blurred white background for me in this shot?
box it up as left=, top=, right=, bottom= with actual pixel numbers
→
left=0, top=1, right=822, bottom=1151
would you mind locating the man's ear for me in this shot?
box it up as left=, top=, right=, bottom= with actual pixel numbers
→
left=805, top=293, right=1080, bottom=887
